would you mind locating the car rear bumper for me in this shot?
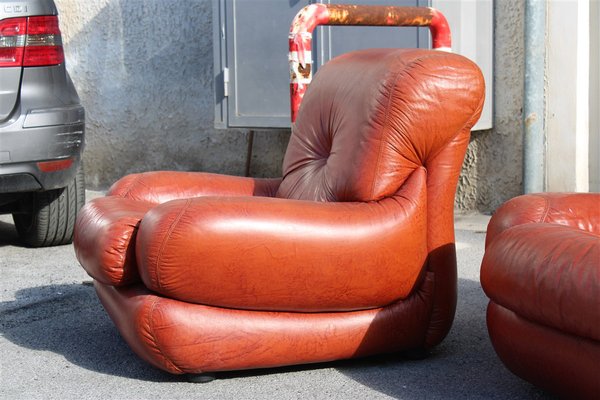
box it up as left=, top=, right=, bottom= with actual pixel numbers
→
left=0, top=104, right=85, bottom=192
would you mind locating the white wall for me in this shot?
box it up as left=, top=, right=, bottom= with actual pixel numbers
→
left=432, top=0, right=493, bottom=131
left=590, top=0, right=600, bottom=192
left=546, top=0, right=590, bottom=192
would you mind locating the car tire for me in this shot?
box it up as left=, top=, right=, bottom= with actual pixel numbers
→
left=13, top=165, right=86, bottom=247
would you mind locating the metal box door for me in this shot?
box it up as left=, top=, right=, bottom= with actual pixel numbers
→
left=214, top=0, right=427, bottom=129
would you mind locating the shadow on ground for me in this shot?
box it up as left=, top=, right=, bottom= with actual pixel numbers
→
left=334, top=278, right=555, bottom=399
left=0, top=219, right=20, bottom=247
left=0, top=283, right=175, bottom=382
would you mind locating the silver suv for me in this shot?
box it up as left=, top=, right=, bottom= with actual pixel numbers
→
left=0, top=0, right=85, bottom=247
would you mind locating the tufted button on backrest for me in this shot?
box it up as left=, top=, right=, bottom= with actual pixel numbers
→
left=276, top=48, right=485, bottom=202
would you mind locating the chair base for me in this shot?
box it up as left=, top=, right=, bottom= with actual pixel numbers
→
left=487, top=302, right=600, bottom=399
left=186, top=373, right=217, bottom=383
left=94, top=274, right=440, bottom=374
left=401, top=347, right=430, bottom=360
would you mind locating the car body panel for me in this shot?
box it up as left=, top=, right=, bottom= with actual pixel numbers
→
left=0, top=0, right=59, bottom=121
left=0, top=1, right=85, bottom=198
left=0, top=67, right=21, bottom=121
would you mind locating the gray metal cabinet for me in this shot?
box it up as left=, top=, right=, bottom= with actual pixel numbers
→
left=213, top=0, right=492, bottom=130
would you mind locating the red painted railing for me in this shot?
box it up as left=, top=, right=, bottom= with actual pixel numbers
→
left=289, top=4, right=452, bottom=122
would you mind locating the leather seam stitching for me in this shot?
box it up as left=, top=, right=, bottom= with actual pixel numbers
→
left=535, top=194, right=551, bottom=223
left=146, top=296, right=182, bottom=373
left=120, top=174, right=143, bottom=199
left=370, top=63, right=407, bottom=199
left=154, top=198, right=192, bottom=291
left=370, top=52, right=460, bottom=199
left=425, top=79, right=486, bottom=166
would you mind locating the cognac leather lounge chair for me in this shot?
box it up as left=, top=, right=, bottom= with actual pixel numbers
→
left=74, top=48, right=484, bottom=377
left=481, top=193, right=600, bottom=398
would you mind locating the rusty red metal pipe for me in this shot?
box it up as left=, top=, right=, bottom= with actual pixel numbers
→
left=289, top=4, right=452, bottom=122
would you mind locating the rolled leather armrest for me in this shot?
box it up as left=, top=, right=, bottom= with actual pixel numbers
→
left=75, top=173, right=282, bottom=286
left=136, top=168, right=428, bottom=312
left=74, top=197, right=155, bottom=285
left=485, top=193, right=600, bottom=247
left=108, top=171, right=282, bottom=205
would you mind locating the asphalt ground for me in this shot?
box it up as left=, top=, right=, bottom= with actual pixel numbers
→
left=0, top=191, right=555, bottom=400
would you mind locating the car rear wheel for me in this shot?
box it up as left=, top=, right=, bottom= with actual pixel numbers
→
left=13, top=166, right=86, bottom=247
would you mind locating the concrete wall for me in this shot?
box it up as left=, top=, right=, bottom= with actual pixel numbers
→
left=456, top=0, right=525, bottom=212
left=56, top=0, right=525, bottom=212
left=55, top=0, right=289, bottom=190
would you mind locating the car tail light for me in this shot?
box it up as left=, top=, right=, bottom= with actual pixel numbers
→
left=0, top=18, right=26, bottom=67
left=0, top=16, right=64, bottom=68
left=23, top=16, right=64, bottom=66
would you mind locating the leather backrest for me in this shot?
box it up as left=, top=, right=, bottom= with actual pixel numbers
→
left=276, top=48, right=485, bottom=202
